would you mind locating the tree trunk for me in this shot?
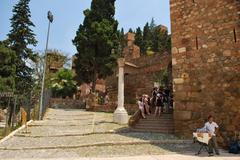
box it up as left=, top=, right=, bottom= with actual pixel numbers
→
left=92, top=43, right=98, bottom=93
left=92, top=72, right=97, bottom=93
left=8, top=101, right=13, bottom=126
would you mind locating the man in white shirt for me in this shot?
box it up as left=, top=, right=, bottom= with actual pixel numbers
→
left=204, top=115, right=220, bottom=156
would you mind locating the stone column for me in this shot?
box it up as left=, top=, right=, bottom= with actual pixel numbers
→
left=113, top=58, right=128, bottom=124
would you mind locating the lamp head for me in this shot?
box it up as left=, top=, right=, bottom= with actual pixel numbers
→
left=47, top=11, right=53, bottom=23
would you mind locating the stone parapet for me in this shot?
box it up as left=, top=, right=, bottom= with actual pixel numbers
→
left=50, top=98, right=85, bottom=109
left=87, top=103, right=138, bottom=115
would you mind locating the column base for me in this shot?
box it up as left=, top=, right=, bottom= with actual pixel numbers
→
left=113, top=107, right=128, bottom=125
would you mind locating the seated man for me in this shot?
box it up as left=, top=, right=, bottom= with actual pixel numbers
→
left=204, top=115, right=220, bottom=156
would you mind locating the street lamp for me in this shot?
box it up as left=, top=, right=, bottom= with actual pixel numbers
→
left=39, top=11, right=54, bottom=120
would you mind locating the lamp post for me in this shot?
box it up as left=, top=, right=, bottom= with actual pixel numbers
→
left=39, top=11, right=53, bottom=120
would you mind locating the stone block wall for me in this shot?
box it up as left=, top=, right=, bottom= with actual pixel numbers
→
left=171, top=0, right=240, bottom=145
left=50, top=98, right=85, bottom=109
left=87, top=103, right=138, bottom=115
left=106, top=54, right=171, bottom=113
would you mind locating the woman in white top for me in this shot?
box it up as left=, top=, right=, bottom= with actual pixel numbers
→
left=143, top=95, right=151, bottom=115
left=137, top=97, right=146, bottom=119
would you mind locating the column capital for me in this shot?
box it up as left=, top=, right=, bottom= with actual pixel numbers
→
left=117, top=58, right=125, bottom=67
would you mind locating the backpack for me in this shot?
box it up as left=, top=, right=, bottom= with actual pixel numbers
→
left=229, top=140, right=240, bottom=154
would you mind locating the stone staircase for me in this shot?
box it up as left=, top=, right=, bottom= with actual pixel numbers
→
left=131, top=113, right=174, bottom=133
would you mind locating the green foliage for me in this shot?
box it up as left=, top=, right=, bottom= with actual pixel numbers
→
left=73, top=0, right=119, bottom=91
left=134, top=27, right=144, bottom=53
left=0, top=41, right=16, bottom=92
left=45, top=51, right=68, bottom=87
left=149, top=18, right=156, bottom=31
left=146, top=47, right=154, bottom=56
left=128, top=28, right=134, bottom=33
left=0, top=128, right=4, bottom=139
left=50, top=69, right=77, bottom=98
left=153, top=69, right=169, bottom=87
left=118, top=28, right=126, bottom=54
left=7, top=0, right=38, bottom=93
left=135, top=18, right=171, bottom=55
left=142, top=22, right=152, bottom=54
left=152, top=28, right=171, bottom=53
left=27, top=50, right=69, bottom=105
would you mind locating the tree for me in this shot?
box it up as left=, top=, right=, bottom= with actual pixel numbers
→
left=142, top=22, right=152, bottom=54
left=149, top=18, right=156, bottom=31
left=120, top=28, right=124, bottom=36
left=45, top=50, right=69, bottom=88
left=115, top=28, right=126, bottom=57
left=30, top=51, right=70, bottom=101
left=119, top=28, right=126, bottom=50
left=28, top=52, right=44, bottom=104
left=153, top=69, right=169, bottom=87
left=141, top=19, right=171, bottom=54
left=128, top=28, right=134, bottom=33
left=152, top=27, right=171, bottom=53
left=0, top=41, right=16, bottom=92
left=0, top=41, right=16, bottom=119
left=73, top=0, right=119, bottom=92
left=8, top=0, right=38, bottom=93
left=50, top=69, right=77, bottom=98
left=134, top=27, right=143, bottom=53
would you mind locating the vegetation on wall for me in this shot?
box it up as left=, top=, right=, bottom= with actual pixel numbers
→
left=152, top=69, right=169, bottom=87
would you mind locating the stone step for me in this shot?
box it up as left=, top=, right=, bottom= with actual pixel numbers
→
left=133, top=125, right=174, bottom=130
left=144, top=115, right=173, bottom=119
left=142, top=116, right=173, bottom=119
left=131, top=113, right=174, bottom=133
left=146, top=113, right=173, bottom=116
left=137, top=124, right=174, bottom=127
left=131, top=128, right=174, bottom=133
left=138, top=119, right=173, bottom=123
left=134, top=125, right=174, bottom=130
left=145, top=116, right=173, bottom=119
left=133, top=127, right=174, bottom=131
left=135, top=123, right=174, bottom=128
left=142, top=114, right=173, bottom=117
left=139, top=121, right=173, bottom=124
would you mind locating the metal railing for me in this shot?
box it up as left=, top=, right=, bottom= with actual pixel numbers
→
left=0, top=89, right=52, bottom=138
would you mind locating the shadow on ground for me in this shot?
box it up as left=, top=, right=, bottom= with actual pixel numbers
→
left=113, top=128, right=239, bottom=158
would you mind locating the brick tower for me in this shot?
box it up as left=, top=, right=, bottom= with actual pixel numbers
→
left=171, top=0, right=240, bottom=145
left=123, top=32, right=141, bottom=60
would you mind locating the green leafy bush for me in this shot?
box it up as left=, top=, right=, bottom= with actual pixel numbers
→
left=50, top=69, right=77, bottom=98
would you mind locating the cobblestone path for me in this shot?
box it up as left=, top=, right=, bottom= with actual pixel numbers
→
left=0, top=108, right=238, bottom=159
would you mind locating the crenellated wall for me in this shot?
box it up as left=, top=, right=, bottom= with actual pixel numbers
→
left=171, top=0, right=240, bottom=145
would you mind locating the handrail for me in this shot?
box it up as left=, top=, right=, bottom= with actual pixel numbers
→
left=128, top=109, right=142, bottom=127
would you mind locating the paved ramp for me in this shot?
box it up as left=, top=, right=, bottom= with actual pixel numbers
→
left=0, top=108, right=238, bottom=159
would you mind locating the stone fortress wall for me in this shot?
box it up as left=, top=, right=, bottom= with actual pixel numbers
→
left=106, top=31, right=171, bottom=113
left=106, top=54, right=171, bottom=106
left=170, top=0, right=240, bottom=145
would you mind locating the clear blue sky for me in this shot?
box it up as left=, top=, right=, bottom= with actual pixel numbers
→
left=0, top=0, right=170, bottom=56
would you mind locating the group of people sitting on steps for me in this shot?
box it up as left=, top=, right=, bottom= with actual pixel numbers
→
left=137, top=86, right=172, bottom=119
